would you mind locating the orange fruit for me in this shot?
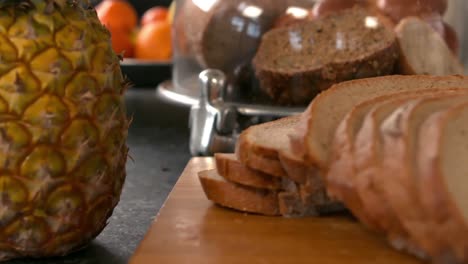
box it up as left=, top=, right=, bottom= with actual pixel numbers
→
left=141, top=7, right=169, bottom=26
left=96, top=0, right=138, bottom=32
left=110, top=28, right=134, bottom=58
left=135, top=21, right=172, bottom=61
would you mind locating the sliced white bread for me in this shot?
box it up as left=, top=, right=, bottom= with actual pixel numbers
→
left=236, top=116, right=344, bottom=216
left=290, top=75, right=468, bottom=170
left=215, top=153, right=282, bottom=190
left=279, top=127, right=345, bottom=215
left=395, top=17, right=464, bottom=75
left=236, top=116, right=301, bottom=177
left=379, top=93, right=468, bottom=258
left=352, top=97, right=417, bottom=251
left=417, top=103, right=468, bottom=262
left=278, top=141, right=310, bottom=185
left=328, top=89, right=468, bottom=233
left=198, top=169, right=280, bottom=216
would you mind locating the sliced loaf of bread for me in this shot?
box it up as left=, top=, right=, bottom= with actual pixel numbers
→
left=417, top=102, right=468, bottom=262
left=215, top=153, right=282, bottom=190
left=395, top=17, right=464, bottom=75
left=236, top=116, right=343, bottom=216
left=327, top=89, right=468, bottom=233
left=378, top=94, right=468, bottom=257
left=253, top=7, right=398, bottom=105
left=236, top=115, right=301, bottom=178
left=352, top=97, right=417, bottom=250
left=290, top=75, right=468, bottom=170
left=198, top=169, right=280, bottom=216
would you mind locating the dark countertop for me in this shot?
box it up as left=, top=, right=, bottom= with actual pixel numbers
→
left=7, top=88, right=192, bottom=264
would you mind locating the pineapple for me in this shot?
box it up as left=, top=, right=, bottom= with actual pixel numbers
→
left=0, top=0, right=129, bottom=260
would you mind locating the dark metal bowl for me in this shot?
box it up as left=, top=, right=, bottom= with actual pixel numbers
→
left=121, top=59, right=172, bottom=88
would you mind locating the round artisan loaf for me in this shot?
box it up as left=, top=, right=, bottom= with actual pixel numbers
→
left=378, top=93, right=468, bottom=260
left=180, top=0, right=283, bottom=72
left=252, top=7, right=398, bottom=105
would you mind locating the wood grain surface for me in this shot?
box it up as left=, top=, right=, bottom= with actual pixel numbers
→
left=130, top=157, right=422, bottom=264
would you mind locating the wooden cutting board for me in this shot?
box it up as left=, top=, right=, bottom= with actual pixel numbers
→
left=130, top=158, right=422, bottom=264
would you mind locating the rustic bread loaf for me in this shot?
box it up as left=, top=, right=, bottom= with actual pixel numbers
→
left=290, top=75, right=468, bottom=171
left=253, top=7, right=398, bottom=105
left=379, top=93, right=468, bottom=258
left=395, top=17, right=464, bottom=75
left=215, top=153, right=282, bottom=190
left=198, top=169, right=280, bottom=216
left=417, top=102, right=468, bottom=262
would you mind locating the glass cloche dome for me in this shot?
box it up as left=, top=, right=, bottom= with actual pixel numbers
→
left=169, top=0, right=467, bottom=107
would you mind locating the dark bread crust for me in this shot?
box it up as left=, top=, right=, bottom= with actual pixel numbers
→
left=253, top=7, right=399, bottom=105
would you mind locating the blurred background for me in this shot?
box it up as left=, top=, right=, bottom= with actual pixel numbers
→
left=92, top=0, right=172, bottom=14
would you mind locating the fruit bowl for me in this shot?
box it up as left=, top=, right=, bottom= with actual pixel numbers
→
left=120, top=58, right=172, bottom=88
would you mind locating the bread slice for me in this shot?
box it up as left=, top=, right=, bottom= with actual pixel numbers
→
left=290, top=75, right=468, bottom=170
left=236, top=115, right=301, bottom=178
left=198, top=169, right=280, bottom=216
left=417, top=103, right=468, bottom=262
left=253, top=7, right=398, bottom=105
left=352, top=98, right=417, bottom=247
left=236, top=115, right=344, bottom=216
left=327, top=89, right=468, bottom=233
left=379, top=93, right=468, bottom=257
left=395, top=17, right=464, bottom=75
left=215, top=153, right=282, bottom=190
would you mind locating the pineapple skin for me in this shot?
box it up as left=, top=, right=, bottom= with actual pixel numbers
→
left=0, top=0, right=129, bottom=260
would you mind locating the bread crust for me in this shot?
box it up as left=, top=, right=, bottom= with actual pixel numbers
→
left=199, top=170, right=280, bottom=216
left=236, top=148, right=287, bottom=178
left=290, top=75, right=468, bottom=170
left=215, top=153, right=282, bottom=190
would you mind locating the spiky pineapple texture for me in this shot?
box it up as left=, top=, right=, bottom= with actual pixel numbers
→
left=0, top=0, right=129, bottom=260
